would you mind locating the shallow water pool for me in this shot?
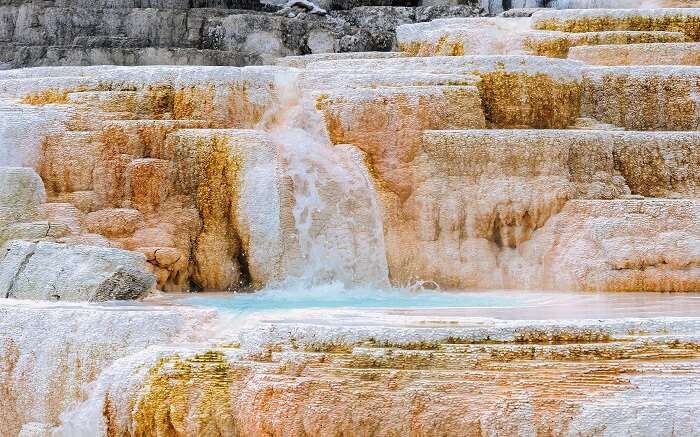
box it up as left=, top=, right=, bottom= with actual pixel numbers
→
left=176, top=285, right=700, bottom=321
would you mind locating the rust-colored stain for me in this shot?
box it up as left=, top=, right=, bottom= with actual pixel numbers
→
left=20, top=89, right=69, bottom=105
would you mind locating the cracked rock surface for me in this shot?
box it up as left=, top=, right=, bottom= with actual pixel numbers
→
left=0, top=240, right=155, bottom=301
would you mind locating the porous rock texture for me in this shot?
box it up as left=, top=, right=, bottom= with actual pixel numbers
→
left=2, top=7, right=700, bottom=295
left=0, top=64, right=390, bottom=294
left=5, top=301, right=700, bottom=436
left=369, top=9, right=700, bottom=292
left=570, top=41, right=700, bottom=65
left=0, top=167, right=45, bottom=228
left=77, top=317, right=700, bottom=436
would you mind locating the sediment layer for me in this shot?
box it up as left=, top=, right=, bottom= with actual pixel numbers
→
left=6, top=301, right=700, bottom=436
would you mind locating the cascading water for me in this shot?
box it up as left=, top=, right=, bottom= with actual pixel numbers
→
left=24, top=72, right=392, bottom=435
left=256, top=70, right=390, bottom=288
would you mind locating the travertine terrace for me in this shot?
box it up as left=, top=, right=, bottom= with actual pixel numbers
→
left=2, top=4, right=700, bottom=437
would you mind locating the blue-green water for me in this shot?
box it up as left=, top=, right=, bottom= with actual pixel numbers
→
left=182, top=283, right=529, bottom=313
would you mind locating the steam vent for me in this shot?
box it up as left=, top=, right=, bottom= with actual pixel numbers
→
left=4, top=0, right=700, bottom=435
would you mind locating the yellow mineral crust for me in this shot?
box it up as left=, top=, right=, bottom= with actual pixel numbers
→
left=307, top=56, right=583, bottom=129
left=531, top=9, right=700, bottom=41
left=173, top=85, right=216, bottom=123
left=476, top=69, right=581, bottom=128
left=147, top=85, right=176, bottom=119
left=173, top=83, right=273, bottom=128
left=107, top=330, right=700, bottom=437
left=19, top=88, right=69, bottom=105
left=98, top=120, right=212, bottom=168
left=167, top=132, right=242, bottom=291
left=570, top=42, right=700, bottom=65
left=398, top=41, right=422, bottom=56
left=524, top=30, right=687, bottom=58
left=401, top=27, right=685, bottom=59
left=426, top=35, right=465, bottom=57
left=160, top=129, right=293, bottom=290
left=129, top=351, right=242, bottom=437
left=70, top=91, right=143, bottom=115
left=582, top=66, right=700, bottom=130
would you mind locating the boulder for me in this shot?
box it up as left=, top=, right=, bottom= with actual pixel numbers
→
left=0, top=241, right=155, bottom=301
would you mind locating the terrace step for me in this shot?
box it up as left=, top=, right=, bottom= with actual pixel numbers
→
left=0, top=221, right=72, bottom=246
left=275, top=51, right=408, bottom=68
left=38, top=132, right=102, bottom=194
left=582, top=65, right=700, bottom=131
left=524, top=30, right=687, bottom=58
left=531, top=8, right=700, bottom=41
left=396, top=16, right=686, bottom=57
left=37, top=202, right=85, bottom=234
left=421, top=129, right=700, bottom=198
left=305, top=55, right=583, bottom=128
left=317, top=85, right=485, bottom=199
left=99, top=119, right=212, bottom=159
left=570, top=42, right=700, bottom=65
left=392, top=194, right=700, bottom=291
left=569, top=116, right=624, bottom=130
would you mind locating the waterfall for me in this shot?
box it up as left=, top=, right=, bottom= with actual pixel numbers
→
left=257, top=70, right=390, bottom=288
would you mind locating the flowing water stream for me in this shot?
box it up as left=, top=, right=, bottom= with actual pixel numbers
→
left=258, top=71, right=389, bottom=288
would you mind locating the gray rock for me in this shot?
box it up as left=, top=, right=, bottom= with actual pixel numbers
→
left=479, top=0, right=541, bottom=14
left=0, top=241, right=155, bottom=301
left=499, top=6, right=545, bottom=16
left=1, top=44, right=249, bottom=67
left=414, top=4, right=483, bottom=21
left=0, top=1, right=483, bottom=68
left=0, top=240, right=35, bottom=299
